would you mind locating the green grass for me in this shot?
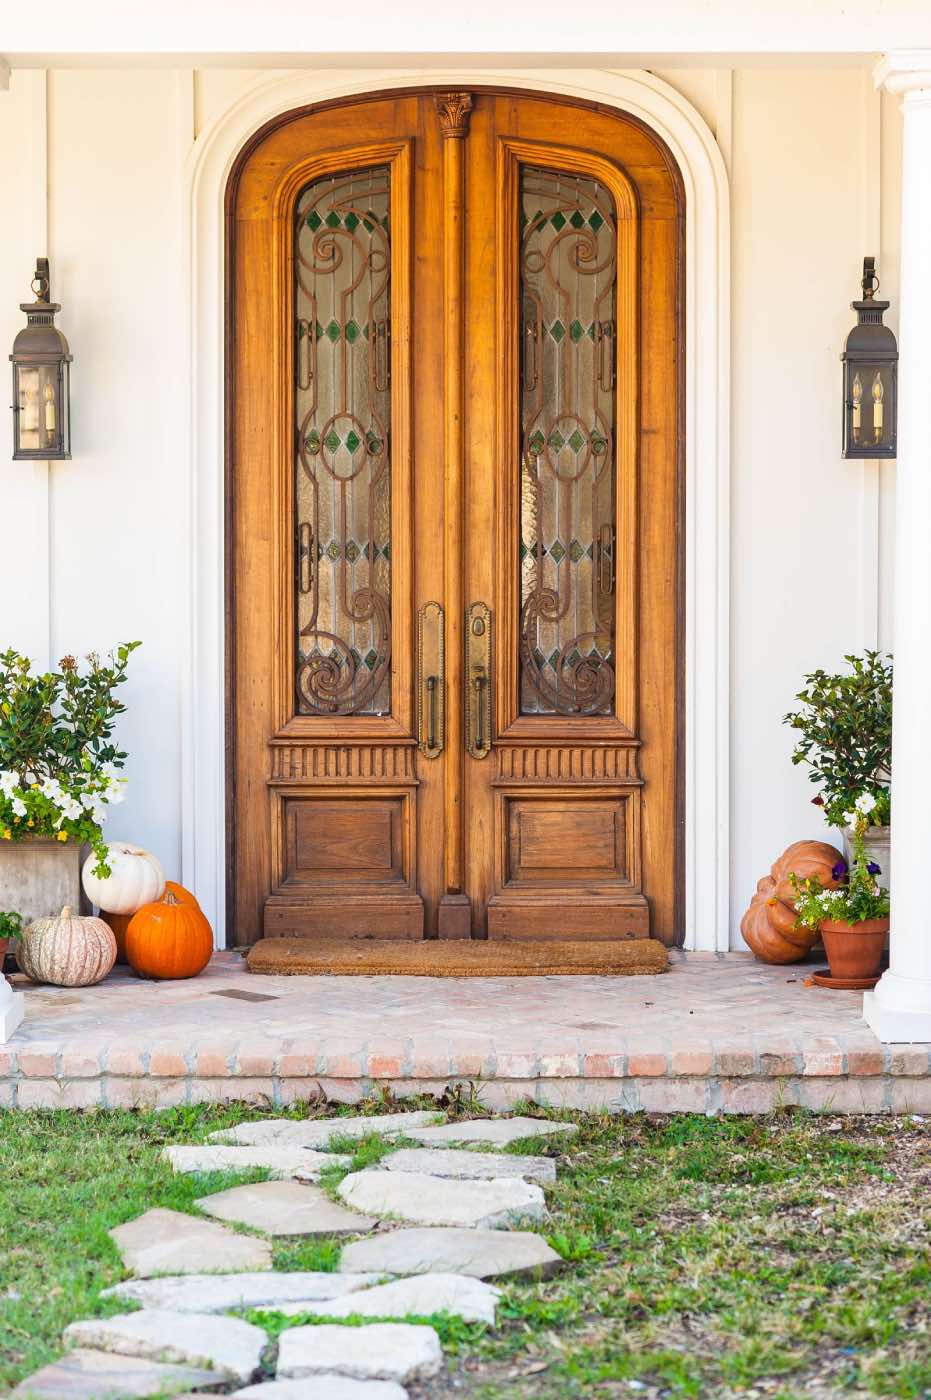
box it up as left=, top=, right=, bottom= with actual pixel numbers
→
left=0, top=1102, right=928, bottom=1398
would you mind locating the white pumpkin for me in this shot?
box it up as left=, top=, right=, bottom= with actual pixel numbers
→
left=81, top=842, right=166, bottom=915
left=16, top=906, right=117, bottom=987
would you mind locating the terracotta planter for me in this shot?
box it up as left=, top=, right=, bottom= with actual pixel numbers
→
left=820, top=917, right=889, bottom=981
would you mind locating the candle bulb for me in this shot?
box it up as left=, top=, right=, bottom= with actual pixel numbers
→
left=872, top=371, right=884, bottom=443
left=43, top=381, right=56, bottom=433
left=852, top=372, right=862, bottom=442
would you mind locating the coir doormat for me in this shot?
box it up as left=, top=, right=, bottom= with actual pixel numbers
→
left=246, top=936, right=668, bottom=978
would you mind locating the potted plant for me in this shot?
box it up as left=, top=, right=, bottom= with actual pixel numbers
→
left=791, top=815, right=890, bottom=983
left=783, top=650, right=892, bottom=886
left=0, top=642, right=140, bottom=926
left=0, top=911, right=21, bottom=971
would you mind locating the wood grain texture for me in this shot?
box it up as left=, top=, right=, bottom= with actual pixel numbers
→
left=228, top=88, right=682, bottom=948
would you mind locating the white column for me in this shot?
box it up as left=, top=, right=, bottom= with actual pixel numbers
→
left=864, top=54, right=931, bottom=1042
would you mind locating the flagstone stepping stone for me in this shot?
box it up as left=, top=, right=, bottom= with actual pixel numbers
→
left=110, top=1208, right=272, bottom=1278
left=63, top=1311, right=267, bottom=1385
left=382, top=1146, right=556, bottom=1184
left=232, top=1380, right=408, bottom=1399
left=196, top=1180, right=376, bottom=1236
left=163, top=1145, right=351, bottom=1179
left=274, top=1272, right=500, bottom=1326
left=10, top=1348, right=226, bottom=1399
left=406, top=1116, right=578, bottom=1148
left=211, top=1112, right=442, bottom=1149
left=339, top=1226, right=564, bottom=1280
left=276, top=1322, right=442, bottom=1384
left=338, top=1169, right=545, bottom=1229
left=102, top=1270, right=383, bottom=1313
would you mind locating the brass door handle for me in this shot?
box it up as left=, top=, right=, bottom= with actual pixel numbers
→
left=417, top=602, right=445, bottom=758
left=465, top=602, right=493, bottom=760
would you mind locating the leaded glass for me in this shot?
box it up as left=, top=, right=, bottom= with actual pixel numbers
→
left=294, top=167, right=391, bottom=715
left=518, top=166, right=617, bottom=716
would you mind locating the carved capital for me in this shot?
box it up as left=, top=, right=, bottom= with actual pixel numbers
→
left=434, top=91, right=473, bottom=139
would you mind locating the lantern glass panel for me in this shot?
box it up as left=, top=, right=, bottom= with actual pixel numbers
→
left=14, top=361, right=64, bottom=457
left=845, top=359, right=896, bottom=458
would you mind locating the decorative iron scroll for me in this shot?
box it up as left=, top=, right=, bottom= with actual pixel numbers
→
left=518, top=165, right=618, bottom=716
left=294, top=167, right=392, bottom=715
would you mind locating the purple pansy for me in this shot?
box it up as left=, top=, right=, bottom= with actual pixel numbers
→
left=867, top=862, right=882, bottom=876
left=831, top=859, right=849, bottom=880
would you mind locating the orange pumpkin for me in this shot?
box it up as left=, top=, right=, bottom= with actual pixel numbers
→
left=163, top=880, right=201, bottom=909
left=740, top=839, right=845, bottom=964
left=126, top=892, right=213, bottom=980
left=104, top=883, right=200, bottom=963
left=99, top=910, right=132, bottom=964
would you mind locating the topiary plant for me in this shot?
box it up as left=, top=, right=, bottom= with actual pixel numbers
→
left=783, top=650, right=892, bottom=830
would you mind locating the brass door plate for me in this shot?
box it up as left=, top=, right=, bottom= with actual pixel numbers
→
left=417, top=601, right=445, bottom=757
left=465, top=601, right=493, bottom=759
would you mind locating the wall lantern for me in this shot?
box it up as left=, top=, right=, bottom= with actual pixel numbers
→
left=842, top=257, right=897, bottom=460
left=10, top=258, right=72, bottom=460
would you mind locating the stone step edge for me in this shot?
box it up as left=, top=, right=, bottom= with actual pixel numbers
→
left=2, top=1073, right=930, bottom=1114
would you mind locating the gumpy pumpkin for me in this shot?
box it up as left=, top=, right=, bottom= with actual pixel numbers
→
left=16, top=906, right=117, bottom=987
left=126, top=891, right=213, bottom=980
left=740, top=839, right=845, bottom=964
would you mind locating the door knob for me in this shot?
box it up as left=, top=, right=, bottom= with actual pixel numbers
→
left=465, top=602, right=493, bottom=759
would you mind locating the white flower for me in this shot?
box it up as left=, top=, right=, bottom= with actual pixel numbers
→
left=105, top=778, right=126, bottom=806
left=39, top=776, right=63, bottom=801
left=843, top=811, right=857, bottom=829
left=0, top=770, right=20, bottom=798
left=855, top=792, right=877, bottom=815
left=11, top=797, right=26, bottom=818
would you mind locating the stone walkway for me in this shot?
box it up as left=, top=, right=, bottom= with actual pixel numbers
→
left=11, top=1110, right=573, bottom=1398
left=3, top=951, right=930, bottom=1113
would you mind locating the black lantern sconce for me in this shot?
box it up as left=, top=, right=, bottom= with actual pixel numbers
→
left=10, top=258, right=72, bottom=460
left=842, top=257, right=897, bottom=460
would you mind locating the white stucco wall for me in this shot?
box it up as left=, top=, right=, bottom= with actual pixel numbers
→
left=0, top=62, right=901, bottom=946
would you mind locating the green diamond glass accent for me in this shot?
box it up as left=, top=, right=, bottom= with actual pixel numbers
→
left=294, top=165, right=392, bottom=716
left=519, top=165, right=618, bottom=717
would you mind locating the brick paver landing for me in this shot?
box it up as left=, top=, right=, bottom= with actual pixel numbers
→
left=1, top=950, right=928, bottom=1113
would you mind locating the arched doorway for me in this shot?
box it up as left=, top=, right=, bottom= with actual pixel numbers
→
left=226, top=86, right=684, bottom=948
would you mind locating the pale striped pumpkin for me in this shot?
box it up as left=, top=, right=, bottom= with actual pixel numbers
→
left=16, top=906, right=117, bottom=986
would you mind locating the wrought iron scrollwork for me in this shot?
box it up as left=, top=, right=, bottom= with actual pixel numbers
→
left=294, top=167, right=392, bottom=716
left=518, top=166, right=618, bottom=717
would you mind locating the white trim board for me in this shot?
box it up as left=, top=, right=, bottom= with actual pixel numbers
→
left=182, top=67, right=732, bottom=952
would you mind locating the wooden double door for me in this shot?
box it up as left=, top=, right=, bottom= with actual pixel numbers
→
left=229, top=88, right=682, bottom=946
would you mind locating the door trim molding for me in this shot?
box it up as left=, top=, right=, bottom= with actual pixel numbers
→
left=183, top=67, right=731, bottom=951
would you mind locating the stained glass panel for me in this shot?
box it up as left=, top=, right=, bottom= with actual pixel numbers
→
left=519, top=165, right=617, bottom=716
left=294, top=167, right=391, bottom=715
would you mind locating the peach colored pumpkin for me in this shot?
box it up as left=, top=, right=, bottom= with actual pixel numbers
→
left=126, top=892, right=213, bottom=980
left=16, top=906, right=117, bottom=986
left=740, top=840, right=845, bottom=964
